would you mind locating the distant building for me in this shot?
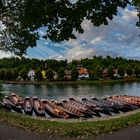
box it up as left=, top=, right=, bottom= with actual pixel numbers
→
left=28, top=69, right=35, bottom=81
left=54, top=71, right=58, bottom=80
left=64, top=69, right=72, bottom=80
left=41, top=70, right=46, bottom=80
left=78, top=65, right=89, bottom=79
left=102, top=68, right=110, bottom=80
left=113, top=69, right=121, bottom=78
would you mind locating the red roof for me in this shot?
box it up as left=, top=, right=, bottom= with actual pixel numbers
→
left=79, top=68, right=89, bottom=75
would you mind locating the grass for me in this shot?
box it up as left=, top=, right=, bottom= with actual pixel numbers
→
left=0, top=109, right=140, bottom=138
left=4, top=77, right=140, bottom=86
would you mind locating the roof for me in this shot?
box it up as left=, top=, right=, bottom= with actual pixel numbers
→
left=79, top=68, right=89, bottom=75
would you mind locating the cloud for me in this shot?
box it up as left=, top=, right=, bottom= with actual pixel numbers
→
left=56, top=5, right=140, bottom=61
left=0, top=51, right=14, bottom=58
left=28, top=5, right=140, bottom=61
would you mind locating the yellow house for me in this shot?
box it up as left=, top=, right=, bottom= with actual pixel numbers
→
left=41, top=70, right=46, bottom=79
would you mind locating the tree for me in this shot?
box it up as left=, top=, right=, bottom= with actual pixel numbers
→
left=0, top=69, right=6, bottom=80
left=1, top=0, right=139, bottom=55
left=12, top=68, right=19, bottom=80
left=46, top=68, right=54, bottom=80
left=5, top=69, right=14, bottom=80
left=19, top=67, right=27, bottom=80
left=134, top=65, right=140, bottom=77
left=94, top=65, right=102, bottom=78
left=35, top=67, right=42, bottom=81
left=58, top=67, right=65, bottom=80
left=108, top=65, right=114, bottom=79
left=71, top=68, right=79, bottom=81
left=118, top=65, right=125, bottom=77
left=126, top=65, right=133, bottom=76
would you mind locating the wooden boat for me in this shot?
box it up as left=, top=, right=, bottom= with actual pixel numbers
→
left=54, top=101, right=85, bottom=118
left=105, top=97, right=135, bottom=112
left=41, top=99, right=69, bottom=119
left=91, top=98, right=120, bottom=114
left=1, top=96, right=12, bottom=111
left=4, top=96, right=23, bottom=113
left=62, top=100, right=97, bottom=117
left=22, top=96, right=33, bottom=115
left=9, top=93, right=23, bottom=105
left=110, top=96, right=139, bottom=108
left=81, top=98, right=112, bottom=115
left=68, top=98, right=101, bottom=117
left=32, top=96, right=45, bottom=117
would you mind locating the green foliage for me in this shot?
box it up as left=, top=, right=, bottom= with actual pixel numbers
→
left=58, top=67, right=65, bottom=80
left=19, top=67, right=27, bottom=80
left=46, top=68, right=54, bottom=80
left=118, top=65, right=125, bottom=77
left=126, top=65, right=133, bottom=76
left=1, top=0, right=140, bottom=55
left=0, top=56, right=140, bottom=81
left=93, top=65, right=102, bottom=78
left=134, top=65, right=140, bottom=77
left=35, top=67, right=42, bottom=81
left=108, top=65, right=114, bottom=79
left=71, top=68, right=79, bottom=81
left=0, top=69, right=6, bottom=80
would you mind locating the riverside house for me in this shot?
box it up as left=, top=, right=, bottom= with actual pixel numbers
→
left=28, top=69, right=35, bottom=81
left=77, top=65, right=89, bottom=80
left=64, top=69, right=72, bottom=80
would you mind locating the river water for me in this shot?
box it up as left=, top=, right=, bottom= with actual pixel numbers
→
left=2, top=82, right=140, bottom=100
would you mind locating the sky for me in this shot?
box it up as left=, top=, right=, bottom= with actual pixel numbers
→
left=0, top=4, right=140, bottom=61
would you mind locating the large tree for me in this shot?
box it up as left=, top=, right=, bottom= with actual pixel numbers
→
left=1, top=0, right=139, bottom=56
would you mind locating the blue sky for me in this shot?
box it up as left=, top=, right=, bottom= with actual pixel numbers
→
left=0, top=5, right=140, bottom=61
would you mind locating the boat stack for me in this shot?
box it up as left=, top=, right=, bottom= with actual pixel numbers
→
left=0, top=93, right=140, bottom=119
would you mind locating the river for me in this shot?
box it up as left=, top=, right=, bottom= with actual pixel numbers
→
left=2, top=82, right=140, bottom=100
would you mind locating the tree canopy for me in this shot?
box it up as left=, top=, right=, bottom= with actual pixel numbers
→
left=0, top=0, right=140, bottom=56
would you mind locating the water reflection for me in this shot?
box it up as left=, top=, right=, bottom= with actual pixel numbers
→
left=2, top=82, right=140, bottom=100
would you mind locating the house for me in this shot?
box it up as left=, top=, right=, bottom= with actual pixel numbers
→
left=64, top=69, right=72, bottom=80
left=102, top=68, right=110, bottom=80
left=113, top=69, right=120, bottom=78
left=54, top=71, right=58, bottom=80
left=28, top=69, right=35, bottom=81
left=41, top=70, right=46, bottom=80
left=78, top=66, right=89, bottom=80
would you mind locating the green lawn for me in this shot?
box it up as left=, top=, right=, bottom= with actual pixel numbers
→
left=0, top=109, right=140, bottom=137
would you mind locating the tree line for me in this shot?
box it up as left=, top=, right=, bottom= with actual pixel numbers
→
left=0, top=56, right=140, bottom=81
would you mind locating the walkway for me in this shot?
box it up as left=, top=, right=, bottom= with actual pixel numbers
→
left=0, top=122, right=140, bottom=140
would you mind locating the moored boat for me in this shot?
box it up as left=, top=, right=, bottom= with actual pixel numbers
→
left=41, top=99, right=69, bottom=119
left=22, top=96, right=33, bottom=115
left=105, top=97, right=135, bottom=112
left=9, top=93, right=23, bottom=105
left=68, top=98, right=101, bottom=117
left=5, top=96, right=23, bottom=113
left=1, top=96, right=12, bottom=111
left=55, top=101, right=85, bottom=118
left=32, top=96, right=45, bottom=117
left=62, top=100, right=98, bottom=117
left=82, top=98, right=112, bottom=116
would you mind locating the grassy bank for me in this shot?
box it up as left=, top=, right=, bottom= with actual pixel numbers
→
left=3, top=78, right=140, bottom=85
left=0, top=109, right=140, bottom=138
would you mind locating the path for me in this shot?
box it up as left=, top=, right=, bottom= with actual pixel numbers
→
left=0, top=122, right=140, bottom=140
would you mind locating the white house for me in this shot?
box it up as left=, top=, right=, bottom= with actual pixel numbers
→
left=28, top=69, right=35, bottom=81
left=78, top=67, right=89, bottom=79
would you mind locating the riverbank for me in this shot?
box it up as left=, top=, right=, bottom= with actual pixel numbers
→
left=0, top=109, right=140, bottom=138
left=1, top=121, right=140, bottom=140
left=3, top=77, right=140, bottom=85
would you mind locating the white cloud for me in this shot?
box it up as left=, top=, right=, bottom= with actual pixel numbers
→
left=26, top=5, right=140, bottom=61
left=90, top=37, right=102, bottom=45
left=0, top=50, right=14, bottom=58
